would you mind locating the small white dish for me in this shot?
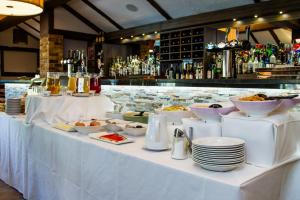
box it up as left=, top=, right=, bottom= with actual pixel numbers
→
left=123, top=123, right=147, bottom=136
left=89, top=132, right=134, bottom=145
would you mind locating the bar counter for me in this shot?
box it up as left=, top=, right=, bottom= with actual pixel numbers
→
left=101, top=79, right=300, bottom=89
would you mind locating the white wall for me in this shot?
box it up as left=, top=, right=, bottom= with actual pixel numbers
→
left=0, top=27, right=39, bottom=76
left=0, top=27, right=39, bottom=48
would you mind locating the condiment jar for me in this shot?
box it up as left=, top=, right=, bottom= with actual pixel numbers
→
left=171, top=128, right=188, bottom=160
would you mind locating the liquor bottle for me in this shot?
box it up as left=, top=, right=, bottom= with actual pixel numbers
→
left=175, top=64, right=180, bottom=79
left=67, top=50, right=74, bottom=76
left=185, top=64, right=190, bottom=79
left=189, top=64, right=194, bottom=79
left=207, top=64, right=213, bottom=79
left=181, top=64, right=186, bottom=79
left=247, top=57, right=253, bottom=74
left=269, top=53, right=276, bottom=64
left=169, top=64, right=174, bottom=79
left=253, top=56, right=259, bottom=72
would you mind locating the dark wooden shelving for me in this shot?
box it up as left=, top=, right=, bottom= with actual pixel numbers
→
left=159, top=26, right=206, bottom=63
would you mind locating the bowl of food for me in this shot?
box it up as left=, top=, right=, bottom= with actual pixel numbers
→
left=104, top=119, right=130, bottom=132
left=230, top=94, right=282, bottom=117
left=190, top=102, right=236, bottom=122
left=156, top=105, right=194, bottom=124
left=123, top=123, right=147, bottom=136
left=73, top=120, right=105, bottom=135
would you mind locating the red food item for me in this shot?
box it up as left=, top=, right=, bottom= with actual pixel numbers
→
left=100, top=133, right=125, bottom=142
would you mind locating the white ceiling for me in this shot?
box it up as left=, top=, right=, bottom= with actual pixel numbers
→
left=54, top=6, right=97, bottom=34
left=155, top=0, right=254, bottom=18
left=88, top=0, right=165, bottom=28
left=67, top=0, right=118, bottom=32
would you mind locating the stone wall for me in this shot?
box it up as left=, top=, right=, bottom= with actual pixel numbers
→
left=40, top=34, right=64, bottom=77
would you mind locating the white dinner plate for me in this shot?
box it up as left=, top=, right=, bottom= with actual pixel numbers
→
left=193, top=137, right=245, bottom=148
left=194, top=161, right=244, bottom=172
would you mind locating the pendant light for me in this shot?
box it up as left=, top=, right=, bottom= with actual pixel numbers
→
left=0, top=0, right=44, bottom=16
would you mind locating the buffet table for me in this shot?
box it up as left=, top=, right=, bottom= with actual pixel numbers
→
left=1, top=113, right=300, bottom=200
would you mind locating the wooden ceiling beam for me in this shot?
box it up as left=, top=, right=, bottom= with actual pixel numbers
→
left=81, top=0, right=123, bottom=30
left=23, top=22, right=40, bottom=33
left=32, top=17, right=40, bottom=24
left=62, top=4, right=102, bottom=33
left=146, top=0, right=172, bottom=20
left=250, top=32, right=259, bottom=44
left=269, top=29, right=281, bottom=46
left=16, top=25, right=39, bottom=40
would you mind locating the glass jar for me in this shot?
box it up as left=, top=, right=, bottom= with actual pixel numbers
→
left=76, top=73, right=90, bottom=93
left=90, top=73, right=101, bottom=94
left=46, top=72, right=60, bottom=95
left=67, top=73, right=77, bottom=92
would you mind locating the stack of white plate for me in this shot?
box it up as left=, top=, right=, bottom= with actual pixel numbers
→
left=192, top=137, right=246, bottom=172
left=5, top=98, right=21, bottom=115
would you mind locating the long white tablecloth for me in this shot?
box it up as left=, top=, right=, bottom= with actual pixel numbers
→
left=25, top=95, right=114, bottom=124
left=1, top=113, right=300, bottom=200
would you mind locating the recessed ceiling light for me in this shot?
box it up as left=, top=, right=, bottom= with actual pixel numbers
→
left=131, top=35, right=134, bottom=38
left=126, top=4, right=138, bottom=12
left=233, top=18, right=237, bottom=21
left=254, top=14, right=258, bottom=18
left=279, top=11, right=284, bottom=15
left=142, top=33, right=145, bottom=36
left=120, top=37, right=123, bottom=40
left=154, top=31, right=158, bottom=34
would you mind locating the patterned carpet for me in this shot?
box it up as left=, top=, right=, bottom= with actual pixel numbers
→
left=0, top=180, right=24, bottom=200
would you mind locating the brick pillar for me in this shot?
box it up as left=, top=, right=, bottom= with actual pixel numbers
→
left=39, top=34, right=64, bottom=77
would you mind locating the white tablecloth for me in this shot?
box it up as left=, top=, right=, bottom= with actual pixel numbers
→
left=1, top=113, right=300, bottom=200
left=25, top=95, right=114, bottom=124
left=182, top=118, right=222, bottom=138
left=222, top=112, right=300, bottom=167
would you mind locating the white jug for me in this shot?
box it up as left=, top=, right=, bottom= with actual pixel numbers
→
left=145, top=113, right=170, bottom=150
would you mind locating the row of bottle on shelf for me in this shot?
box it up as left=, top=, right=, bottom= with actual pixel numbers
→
left=110, top=55, right=160, bottom=78
left=166, top=62, right=204, bottom=80
left=206, top=43, right=300, bottom=77
left=61, top=49, right=88, bottom=75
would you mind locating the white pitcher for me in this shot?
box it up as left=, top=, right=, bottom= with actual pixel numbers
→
left=145, top=113, right=170, bottom=150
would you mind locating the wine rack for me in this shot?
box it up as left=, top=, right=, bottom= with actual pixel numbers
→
left=159, top=26, right=205, bottom=62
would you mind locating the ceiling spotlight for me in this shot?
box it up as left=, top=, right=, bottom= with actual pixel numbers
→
left=154, top=31, right=158, bottom=34
left=254, top=14, right=258, bottom=18
left=279, top=11, right=284, bottom=15
left=233, top=18, right=237, bottom=22
left=120, top=37, right=123, bottom=40
left=142, top=33, right=145, bottom=36
left=131, top=35, right=134, bottom=38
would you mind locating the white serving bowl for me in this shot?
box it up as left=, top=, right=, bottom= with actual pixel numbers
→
left=230, top=96, right=282, bottom=117
left=72, top=121, right=105, bottom=135
left=74, top=125, right=103, bottom=135
left=156, top=109, right=194, bottom=124
left=190, top=102, right=236, bottom=122
left=124, top=123, right=147, bottom=136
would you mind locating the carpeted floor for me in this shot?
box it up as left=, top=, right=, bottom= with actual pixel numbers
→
left=0, top=180, right=24, bottom=200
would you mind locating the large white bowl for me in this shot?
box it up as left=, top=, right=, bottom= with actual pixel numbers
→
left=156, top=109, right=194, bottom=124
left=190, top=102, right=236, bottom=122
left=230, top=96, right=282, bottom=117
left=72, top=121, right=106, bottom=135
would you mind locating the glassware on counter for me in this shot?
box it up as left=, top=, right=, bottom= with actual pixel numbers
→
left=46, top=72, right=60, bottom=95
left=76, top=73, right=90, bottom=93
left=67, top=73, right=77, bottom=93
left=90, top=73, right=101, bottom=94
